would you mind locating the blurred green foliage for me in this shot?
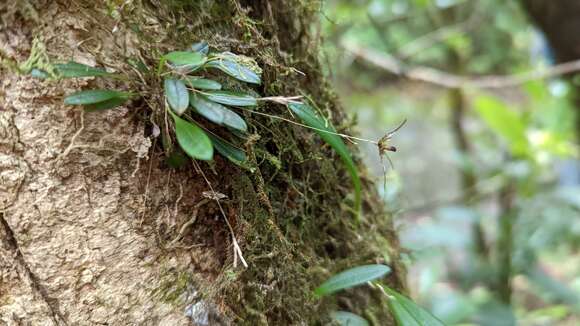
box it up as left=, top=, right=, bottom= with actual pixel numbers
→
left=321, top=0, right=580, bottom=325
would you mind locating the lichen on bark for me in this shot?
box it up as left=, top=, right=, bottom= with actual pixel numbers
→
left=0, top=1, right=405, bottom=325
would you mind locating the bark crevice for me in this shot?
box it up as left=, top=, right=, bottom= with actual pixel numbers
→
left=0, top=213, right=66, bottom=325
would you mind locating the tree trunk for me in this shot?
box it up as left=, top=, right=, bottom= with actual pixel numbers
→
left=0, top=1, right=405, bottom=325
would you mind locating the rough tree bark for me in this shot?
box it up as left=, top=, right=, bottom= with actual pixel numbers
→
left=0, top=1, right=405, bottom=325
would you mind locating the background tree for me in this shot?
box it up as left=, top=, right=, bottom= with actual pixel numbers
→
left=323, top=0, right=580, bottom=324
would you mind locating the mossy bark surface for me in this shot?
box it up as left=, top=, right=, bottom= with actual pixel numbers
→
left=0, top=1, right=405, bottom=324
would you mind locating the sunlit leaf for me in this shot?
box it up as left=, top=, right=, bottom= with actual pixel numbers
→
left=55, top=62, right=113, bottom=78
left=330, top=311, right=369, bottom=326
left=163, top=51, right=206, bottom=67
left=64, top=89, right=130, bottom=105
left=203, top=90, right=257, bottom=107
left=190, top=93, right=247, bottom=131
left=208, top=133, right=254, bottom=171
left=170, top=111, right=213, bottom=161
left=205, top=58, right=261, bottom=85
left=474, top=95, right=529, bottom=156
left=185, top=77, right=222, bottom=90
left=383, top=286, right=446, bottom=326
left=314, top=264, right=391, bottom=297
left=85, top=97, right=128, bottom=112
left=191, top=41, right=209, bottom=55
left=288, top=102, right=362, bottom=218
left=164, top=79, right=189, bottom=115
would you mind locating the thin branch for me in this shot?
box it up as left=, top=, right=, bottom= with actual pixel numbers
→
left=343, top=41, right=580, bottom=89
left=397, top=10, right=483, bottom=60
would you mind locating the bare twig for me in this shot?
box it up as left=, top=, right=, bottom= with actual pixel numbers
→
left=343, top=41, right=580, bottom=89
left=192, top=161, right=248, bottom=268
left=168, top=198, right=210, bottom=247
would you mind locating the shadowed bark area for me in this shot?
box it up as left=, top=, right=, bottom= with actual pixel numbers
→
left=0, top=1, right=405, bottom=324
left=521, top=0, right=580, bottom=63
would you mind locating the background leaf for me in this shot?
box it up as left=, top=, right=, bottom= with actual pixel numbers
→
left=314, top=264, right=391, bottom=297
left=288, top=102, right=362, bottom=218
left=474, top=95, right=529, bottom=156
left=330, top=311, right=369, bottom=326
left=205, top=58, right=261, bottom=85
left=204, top=90, right=257, bottom=107
left=64, top=89, right=130, bottom=105
left=170, top=112, right=213, bottom=161
left=165, top=79, right=189, bottom=115
left=190, top=93, right=247, bottom=131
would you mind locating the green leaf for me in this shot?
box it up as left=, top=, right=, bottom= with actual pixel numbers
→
left=185, top=77, right=222, bottom=90
left=330, top=311, right=369, bottom=326
left=473, top=95, right=529, bottom=156
left=208, top=133, right=254, bottom=171
left=55, top=62, right=113, bottom=78
left=288, top=102, right=362, bottom=219
left=170, top=112, right=213, bottom=161
left=163, top=51, right=206, bottom=67
left=190, top=93, right=248, bottom=132
left=191, top=41, right=209, bottom=55
left=314, top=264, right=391, bottom=297
left=85, top=97, right=128, bottom=112
left=164, top=79, right=189, bottom=115
left=64, top=89, right=130, bottom=105
left=383, top=287, right=446, bottom=326
left=205, top=58, right=261, bottom=85
left=203, top=90, right=257, bottom=107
